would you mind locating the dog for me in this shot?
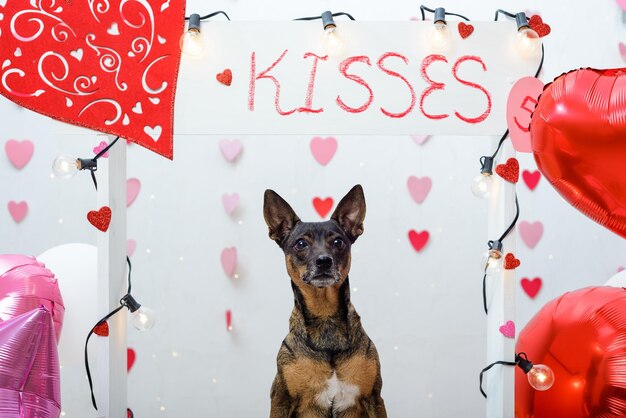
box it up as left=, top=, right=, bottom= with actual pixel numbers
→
left=263, top=185, right=387, bottom=418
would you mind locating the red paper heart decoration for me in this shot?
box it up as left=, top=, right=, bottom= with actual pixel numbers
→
left=528, top=15, right=551, bottom=38
left=522, top=169, right=541, bottom=190
left=495, top=158, right=519, bottom=183
left=0, top=0, right=185, bottom=159
left=216, top=69, right=232, bottom=86
left=521, top=277, right=542, bottom=298
left=504, top=253, right=521, bottom=270
left=127, top=348, right=136, bottom=372
left=458, top=22, right=474, bottom=39
left=408, top=230, right=429, bottom=252
left=87, top=206, right=112, bottom=232
left=531, top=68, right=626, bottom=239
left=93, top=321, right=109, bottom=337
left=313, top=197, right=333, bottom=218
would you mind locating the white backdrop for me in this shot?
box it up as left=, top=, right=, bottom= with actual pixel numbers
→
left=2, top=1, right=626, bottom=417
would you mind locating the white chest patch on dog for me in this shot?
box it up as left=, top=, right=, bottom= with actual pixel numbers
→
left=316, top=372, right=360, bottom=412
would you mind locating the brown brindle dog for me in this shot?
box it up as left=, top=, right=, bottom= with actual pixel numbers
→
left=263, top=185, right=387, bottom=418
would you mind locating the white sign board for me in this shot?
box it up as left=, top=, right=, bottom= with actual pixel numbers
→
left=175, top=21, right=541, bottom=135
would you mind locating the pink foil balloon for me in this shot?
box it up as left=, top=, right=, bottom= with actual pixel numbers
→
left=0, top=307, right=61, bottom=417
left=0, top=254, right=65, bottom=342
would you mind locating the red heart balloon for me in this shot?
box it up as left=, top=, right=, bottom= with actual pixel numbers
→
left=531, top=68, right=626, bottom=239
left=0, top=0, right=185, bottom=159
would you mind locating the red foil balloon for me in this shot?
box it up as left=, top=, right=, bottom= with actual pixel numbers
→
left=531, top=68, right=626, bottom=239
left=516, top=286, right=626, bottom=418
left=0, top=254, right=65, bottom=342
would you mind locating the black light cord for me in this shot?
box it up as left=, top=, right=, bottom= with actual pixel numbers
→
left=185, top=11, right=230, bottom=21
left=419, top=5, right=470, bottom=22
left=294, top=12, right=356, bottom=21
left=82, top=136, right=120, bottom=191
left=85, top=256, right=134, bottom=410
left=479, top=359, right=517, bottom=398
left=494, top=9, right=517, bottom=20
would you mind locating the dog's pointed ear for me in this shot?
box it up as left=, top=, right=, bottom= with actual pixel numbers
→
left=264, top=190, right=300, bottom=246
left=331, top=185, right=366, bottom=242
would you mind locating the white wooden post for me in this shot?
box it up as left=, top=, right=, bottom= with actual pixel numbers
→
left=96, top=135, right=127, bottom=418
left=485, top=140, right=516, bottom=418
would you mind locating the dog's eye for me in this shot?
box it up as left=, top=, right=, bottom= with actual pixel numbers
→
left=333, top=238, right=344, bottom=249
left=294, top=239, right=308, bottom=251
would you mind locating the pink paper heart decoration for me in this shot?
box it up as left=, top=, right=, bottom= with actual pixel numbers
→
left=411, top=135, right=430, bottom=145
left=522, top=170, right=541, bottom=190
left=616, top=0, right=626, bottom=11
left=519, top=221, right=544, bottom=249
left=220, top=247, right=237, bottom=278
left=499, top=320, right=515, bottom=338
left=8, top=200, right=28, bottom=223
left=406, top=176, right=432, bottom=204
left=408, top=230, right=429, bottom=252
left=127, top=239, right=136, bottom=257
left=521, top=277, right=542, bottom=299
left=310, top=136, right=338, bottom=166
left=620, top=42, right=626, bottom=61
left=219, top=139, right=243, bottom=162
left=127, top=348, right=136, bottom=372
left=618, top=266, right=625, bottom=273
left=0, top=0, right=185, bottom=159
left=5, top=139, right=34, bottom=169
left=126, top=178, right=141, bottom=208
left=93, top=141, right=109, bottom=158
left=222, top=193, right=240, bottom=215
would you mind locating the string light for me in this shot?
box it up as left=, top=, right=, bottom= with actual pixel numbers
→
left=420, top=6, right=470, bottom=53
left=180, top=14, right=204, bottom=58
left=180, top=11, right=231, bottom=59
left=479, top=353, right=555, bottom=397
left=295, top=11, right=356, bottom=58
left=471, top=156, right=494, bottom=199
left=52, top=137, right=119, bottom=188
left=495, top=10, right=542, bottom=58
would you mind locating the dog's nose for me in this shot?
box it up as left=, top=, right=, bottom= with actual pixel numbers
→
left=316, top=256, right=333, bottom=270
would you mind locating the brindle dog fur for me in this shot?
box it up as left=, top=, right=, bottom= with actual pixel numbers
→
left=263, top=185, right=387, bottom=418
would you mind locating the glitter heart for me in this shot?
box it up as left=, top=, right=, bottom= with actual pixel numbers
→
left=528, top=15, right=551, bottom=38
left=458, top=22, right=474, bottom=39
left=495, top=158, right=519, bottom=183
left=87, top=206, right=112, bottom=232
left=216, top=69, right=232, bottom=86
left=93, top=321, right=109, bottom=337
left=504, top=253, right=521, bottom=270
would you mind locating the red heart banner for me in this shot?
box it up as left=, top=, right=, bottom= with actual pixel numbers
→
left=0, top=0, right=185, bottom=159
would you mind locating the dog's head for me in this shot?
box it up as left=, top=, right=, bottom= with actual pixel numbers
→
left=263, top=185, right=366, bottom=288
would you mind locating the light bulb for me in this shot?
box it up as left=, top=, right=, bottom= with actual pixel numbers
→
left=132, top=306, right=156, bottom=331
left=52, top=154, right=79, bottom=179
left=527, top=364, right=555, bottom=391
left=515, top=27, right=541, bottom=58
left=180, top=14, right=204, bottom=58
left=482, top=249, right=503, bottom=274
left=471, top=174, right=494, bottom=199
left=429, top=21, right=452, bottom=52
left=180, top=29, right=204, bottom=58
left=321, top=25, right=344, bottom=58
